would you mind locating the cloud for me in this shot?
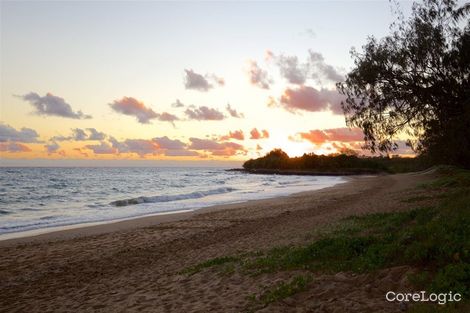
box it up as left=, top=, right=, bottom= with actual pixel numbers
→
left=172, top=99, right=185, bottom=108
left=247, top=60, right=272, bottom=89
left=323, top=128, right=364, bottom=142
left=210, top=74, right=225, bottom=86
left=86, top=141, right=118, bottom=154
left=297, top=129, right=414, bottom=156
left=0, top=123, right=40, bottom=143
left=109, top=97, right=159, bottom=124
left=220, top=130, right=244, bottom=141
left=278, top=85, right=344, bottom=114
left=164, top=149, right=199, bottom=157
left=123, top=139, right=160, bottom=156
left=52, top=128, right=107, bottom=141
left=277, top=55, right=308, bottom=85
left=250, top=128, right=270, bottom=140
left=73, top=148, right=89, bottom=157
left=184, top=69, right=224, bottom=92
left=158, top=112, right=179, bottom=123
left=265, top=50, right=275, bottom=62
left=188, top=137, right=246, bottom=156
left=19, top=92, right=91, bottom=119
left=299, top=130, right=329, bottom=144
left=226, top=104, right=244, bottom=118
left=298, top=127, right=364, bottom=145
left=265, top=50, right=342, bottom=85
left=0, top=142, right=31, bottom=152
left=308, top=50, right=344, bottom=83
left=153, top=136, right=186, bottom=150
left=185, top=106, right=225, bottom=121
left=44, top=141, right=61, bottom=154
left=87, top=128, right=106, bottom=141
left=101, top=136, right=198, bottom=157
left=71, top=128, right=88, bottom=141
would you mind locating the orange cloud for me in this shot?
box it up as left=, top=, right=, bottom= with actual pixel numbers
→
left=220, top=130, right=244, bottom=141
left=250, top=128, right=269, bottom=140
left=109, top=97, right=158, bottom=124
left=299, top=127, right=363, bottom=145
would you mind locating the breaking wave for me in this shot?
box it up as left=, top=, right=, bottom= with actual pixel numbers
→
left=110, top=187, right=237, bottom=207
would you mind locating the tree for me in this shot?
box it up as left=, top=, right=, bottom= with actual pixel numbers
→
left=337, top=0, right=470, bottom=167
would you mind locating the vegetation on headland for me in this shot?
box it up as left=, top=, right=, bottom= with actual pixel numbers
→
left=242, top=148, right=427, bottom=174
left=182, top=167, right=470, bottom=312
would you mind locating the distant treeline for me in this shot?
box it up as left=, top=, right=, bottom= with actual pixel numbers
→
left=243, top=149, right=427, bottom=174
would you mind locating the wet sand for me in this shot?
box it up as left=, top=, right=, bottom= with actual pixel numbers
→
left=0, top=172, right=437, bottom=312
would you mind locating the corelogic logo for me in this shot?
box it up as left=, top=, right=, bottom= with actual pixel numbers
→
left=386, top=291, right=462, bottom=305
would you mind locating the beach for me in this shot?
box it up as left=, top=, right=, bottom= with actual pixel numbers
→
left=0, top=172, right=437, bottom=312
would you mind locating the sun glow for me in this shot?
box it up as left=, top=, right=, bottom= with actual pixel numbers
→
left=262, top=133, right=315, bottom=158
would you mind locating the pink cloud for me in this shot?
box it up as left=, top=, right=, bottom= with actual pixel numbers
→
left=323, top=128, right=364, bottom=142
left=0, top=142, right=31, bottom=152
left=279, top=86, right=344, bottom=114
left=299, top=130, right=329, bottom=144
left=188, top=138, right=246, bottom=156
left=299, top=127, right=363, bottom=145
left=109, top=97, right=158, bottom=124
left=250, top=128, right=269, bottom=140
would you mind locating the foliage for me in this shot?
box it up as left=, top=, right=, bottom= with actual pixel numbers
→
left=182, top=168, right=470, bottom=309
left=242, top=168, right=470, bottom=298
left=337, top=0, right=470, bottom=168
left=243, top=148, right=426, bottom=173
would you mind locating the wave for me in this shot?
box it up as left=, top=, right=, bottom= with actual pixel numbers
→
left=110, top=187, right=237, bottom=207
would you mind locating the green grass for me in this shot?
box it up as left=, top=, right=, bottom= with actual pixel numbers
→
left=243, top=188, right=470, bottom=297
left=182, top=167, right=470, bottom=310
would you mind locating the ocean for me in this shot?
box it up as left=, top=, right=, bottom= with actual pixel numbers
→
left=0, top=167, right=345, bottom=237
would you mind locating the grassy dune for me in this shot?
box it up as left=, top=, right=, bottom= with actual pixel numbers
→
left=182, top=167, right=470, bottom=312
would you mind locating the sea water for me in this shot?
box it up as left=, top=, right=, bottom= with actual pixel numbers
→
left=0, top=167, right=345, bottom=236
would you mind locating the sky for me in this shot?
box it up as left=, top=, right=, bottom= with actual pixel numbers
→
left=0, top=0, right=415, bottom=166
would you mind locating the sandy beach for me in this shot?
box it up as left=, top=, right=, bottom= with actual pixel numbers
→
left=0, top=172, right=437, bottom=312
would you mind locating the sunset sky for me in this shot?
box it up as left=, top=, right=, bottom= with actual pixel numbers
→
left=0, top=1, right=415, bottom=166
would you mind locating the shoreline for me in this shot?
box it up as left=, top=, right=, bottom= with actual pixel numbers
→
left=1, top=172, right=438, bottom=312
left=227, top=168, right=387, bottom=175
left=0, top=177, right=351, bottom=246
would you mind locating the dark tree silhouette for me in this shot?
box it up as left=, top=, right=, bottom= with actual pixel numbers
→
left=337, top=0, right=470, bottom=167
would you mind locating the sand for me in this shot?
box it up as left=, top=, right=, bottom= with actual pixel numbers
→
left=0, top=171, right=438, bottom=312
